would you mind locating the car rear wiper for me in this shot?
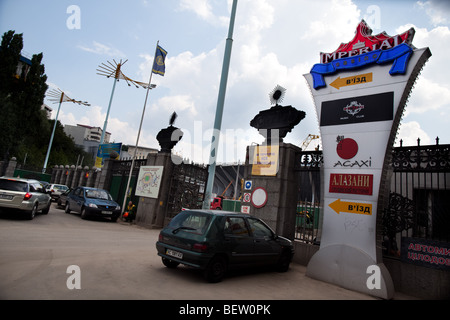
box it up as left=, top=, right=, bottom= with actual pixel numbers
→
left=172, top=226, right=196, bottom=234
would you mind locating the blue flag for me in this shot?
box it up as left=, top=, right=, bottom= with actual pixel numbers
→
left=152, top=45, right=167, bottom=76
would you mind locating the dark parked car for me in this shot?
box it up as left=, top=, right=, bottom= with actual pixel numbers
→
left=64, top=186, right=121, bottom=222
left=156, top=210, right=294, bottom=282
left=0, top=177, right=51, bottom=220
left=56, top=187, right=72, bottom=209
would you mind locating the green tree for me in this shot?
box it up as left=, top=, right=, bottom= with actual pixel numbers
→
left=0, top=30, right=23, bottom=93
left=0, top=30, right=94, bottom=172
left=0, top=30, right=24, bottom=160
left=0, top=30, right=48, bottom=163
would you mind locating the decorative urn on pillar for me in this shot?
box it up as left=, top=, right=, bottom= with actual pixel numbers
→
left=156, top=112, right=183, bottom=153
left=250, top=85, right=305, bottom=143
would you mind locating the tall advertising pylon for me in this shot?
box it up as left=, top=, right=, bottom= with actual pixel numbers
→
left=304, top=20, right=431, bottom=299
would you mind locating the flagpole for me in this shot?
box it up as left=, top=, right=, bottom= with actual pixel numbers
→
left=121, top=41, right=159, bottom=216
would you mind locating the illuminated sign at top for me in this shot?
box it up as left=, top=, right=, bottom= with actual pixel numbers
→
left=311, top=20, right=416, bottom=90
left=320, top=20, right=414, bottom=64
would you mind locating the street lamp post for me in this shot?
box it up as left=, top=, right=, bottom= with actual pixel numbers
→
left=42, top=88, right=90, bottom=173
left=97, top=59, right=152, bottom=145
left=202, top=0, right=238, bottom=208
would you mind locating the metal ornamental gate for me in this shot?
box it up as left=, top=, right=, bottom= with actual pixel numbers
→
left=166, top=162, right=208, bottom=219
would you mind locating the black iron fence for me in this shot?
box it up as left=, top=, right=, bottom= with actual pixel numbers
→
left=295, top=140, right=450, bottom=256
left=383, top=139, right=450, bottom=258
left=295, top=150, right=322, bottom=244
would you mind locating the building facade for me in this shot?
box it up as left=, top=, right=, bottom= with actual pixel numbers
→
left=64, top=124, right=111, bottom=158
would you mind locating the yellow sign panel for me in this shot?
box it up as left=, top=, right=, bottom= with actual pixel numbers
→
left=330, top=72, right=373, bottom=90
left=251, top=145, right=279, bottom=176
left=329, top=199, right=372, bottom=215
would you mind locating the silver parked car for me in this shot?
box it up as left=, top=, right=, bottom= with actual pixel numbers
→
left=46, top=183, right=69, bottom=202
left=0, top=177, right=52, bottom=220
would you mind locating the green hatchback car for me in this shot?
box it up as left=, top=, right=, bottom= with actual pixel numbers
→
left=156, top=210, right=294, bottom=282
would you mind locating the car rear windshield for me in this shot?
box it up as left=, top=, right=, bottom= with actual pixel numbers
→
left=85, top=189, right=111, bottom=200
left=0, top=179, right=28, bottom=192
left=169, top=211, right=212, bottom=235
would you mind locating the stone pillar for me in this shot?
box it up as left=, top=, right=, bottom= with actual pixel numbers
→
left=96, top=159, right=113, bottom=190
left=5, top=157, right=17, bottom=177
left=60, top=165, right=69, bottom=185
left=71, top=166, right=82, bottom=188
left=86, top=168, right=96, bottom=187
left=80, top=166, right=90, bottom=187
left=51, top=165, right=58, bottom=183
left=135, top=152, right=175, bottom=229
left=243, top=142, right=300, bottom=240
left=56, top=165, right=64, bottom=184
left=66, top=165, right=75, bottom=187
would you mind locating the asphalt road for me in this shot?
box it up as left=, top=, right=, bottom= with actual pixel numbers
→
left=0, top=202, right=387, bottom=301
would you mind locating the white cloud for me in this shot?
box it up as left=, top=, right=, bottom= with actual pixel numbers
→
left=57, top=105, right=144, bottom=146
left=138, top=47, right=221, bottom=122
left=416, top=0, right=450, bottom=26
left=404, top=76, right=450, bottom=115
left=395, top=24, right=450, bottom=119
left=300, top=0, right=360, bottom=47
left=396, top=121, right=432, bottom=146
left=78, top=41, right=126, bottom=58
left=154, top=95, right=198, bottom=117
left=178, top=0, right=229, bottom=27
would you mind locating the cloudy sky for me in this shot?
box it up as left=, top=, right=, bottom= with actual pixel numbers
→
left=1, top=0, right=449, bottom=164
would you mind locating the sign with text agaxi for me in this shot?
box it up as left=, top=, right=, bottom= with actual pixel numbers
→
left=304, top=20, right=431, bottom=299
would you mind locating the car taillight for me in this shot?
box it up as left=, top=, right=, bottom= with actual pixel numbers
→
left=159, top=234, right=163, bottom=242
left=193, top=243, right=208, bottom=253
left=23, top=193, right=32, bottom=201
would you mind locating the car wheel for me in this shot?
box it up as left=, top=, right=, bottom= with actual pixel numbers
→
left=65, top=202, right=70, bottom=214
left=162, top=257, right=180, bottom=268
left=42, top=203, right=50, bottom=215
left=276, top=250, right=291, bottom=272
left=27, top=204, right=38, bottom=220
left=80, top=208, right=88, bottom=220
left=204, top=256, right=227, bottom=283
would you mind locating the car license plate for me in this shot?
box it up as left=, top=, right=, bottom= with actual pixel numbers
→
left=101, top=211, right=112, bottom=214
left=166, top=249, right=183, bottom=259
